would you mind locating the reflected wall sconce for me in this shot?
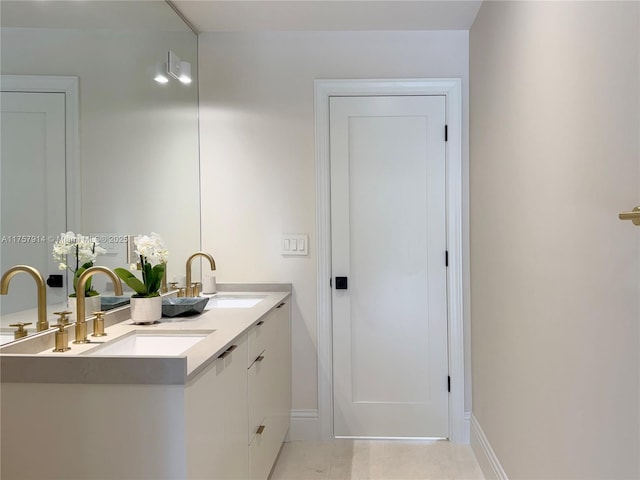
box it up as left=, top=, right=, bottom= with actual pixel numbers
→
left=154, top=62, right=169, bottom=84
left=154, top=50, right=191, bottom=85
left=178, top=61, right=192, bottom=84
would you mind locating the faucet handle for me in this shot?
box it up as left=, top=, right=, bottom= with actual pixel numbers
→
left=53, top=310, right=73, bottom=325
left=9, top=322, right=32, bottom=340
left=51, top=322, right=71, bottom=352
left=91, top=311, right=107, bottom=337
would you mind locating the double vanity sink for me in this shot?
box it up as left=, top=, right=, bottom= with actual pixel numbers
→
left=73, top=295, right=265, bottom=356
left=83, top=295, right=265, bottom=356
left=84, top=330, right=212, bottom=356
left=0, top=287, right=287, bottom=383
left=1, top=283, right=292, bottom=480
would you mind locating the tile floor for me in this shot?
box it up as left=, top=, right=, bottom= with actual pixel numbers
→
left=269, top=439, right=485, bottom=480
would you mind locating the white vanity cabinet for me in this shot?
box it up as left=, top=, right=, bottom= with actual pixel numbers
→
left=0, top=289, right=291, bottom=480
left=186, top=334, right=249, bottom=480
left=187, top=298, right=291, bottom=480
left=248, top=300, right=291, bottom=480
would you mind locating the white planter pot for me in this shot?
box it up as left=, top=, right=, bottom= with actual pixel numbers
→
left=67, top=295, right=102, bottom=323
left=130, top=296, right=162, bottom=324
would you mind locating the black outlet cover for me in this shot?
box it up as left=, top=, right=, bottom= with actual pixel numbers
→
left=47, top=274, right=63, bottom=288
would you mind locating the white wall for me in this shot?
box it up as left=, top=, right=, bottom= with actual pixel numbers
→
left=198, top=30, right=470, bottom=425
left=470, top=1, right=639, bottom=478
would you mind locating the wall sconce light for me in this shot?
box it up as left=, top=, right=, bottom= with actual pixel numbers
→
left=154, top=51, right=191, bottom=85
left=167, top=50, right=192, bottom=84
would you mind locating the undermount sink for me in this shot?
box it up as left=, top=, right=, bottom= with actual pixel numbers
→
left=85, top=330, right=212, bottom=356
left=205, top=295, right=266, bottom=309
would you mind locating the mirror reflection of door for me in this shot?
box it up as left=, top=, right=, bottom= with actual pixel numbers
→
left=1, top=91, right=68, bottom=316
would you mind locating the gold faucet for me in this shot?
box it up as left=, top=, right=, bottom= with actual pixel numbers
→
left=0, top=265, right=49, bottom=332
left=185, top=252, right=216, bottom=297
left=73, top=266, right=123, bottom=344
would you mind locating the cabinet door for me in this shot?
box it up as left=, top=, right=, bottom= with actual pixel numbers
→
left=248, top=350, right=274, bottom=480
left=248, top=347, right=268, bottom=445
left=273, top=300, right=292, bottom=435
left=187, top=334, right=249, bottom=480
left=248, top=310, right=274, bottom=365
left=248, top=299, right=292, bottom=480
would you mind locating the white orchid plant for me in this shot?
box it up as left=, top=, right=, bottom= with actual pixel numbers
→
left=52, top=232, right=107, bottom=297
left=115, top=233, right=168, bottom=298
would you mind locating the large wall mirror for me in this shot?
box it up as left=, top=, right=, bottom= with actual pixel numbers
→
left=0, top=0, right=200, bottom=343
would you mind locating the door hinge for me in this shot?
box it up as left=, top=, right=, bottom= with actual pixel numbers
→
left=445, top=125, right=448, bottom=142
left=448, top=376, right=451, bottom=393
left=330, top=277, right=332, bottom=288
left=445, top=250, right=449, bottom=267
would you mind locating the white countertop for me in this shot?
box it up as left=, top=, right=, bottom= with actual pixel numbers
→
left=0, top=284, right=291, bottom=385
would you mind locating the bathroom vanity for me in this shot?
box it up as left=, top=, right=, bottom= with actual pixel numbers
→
left=0, top=284, right=291, bottom=480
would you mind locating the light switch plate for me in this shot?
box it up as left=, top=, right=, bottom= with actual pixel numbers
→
left=282, top=234, right=308, bottom=256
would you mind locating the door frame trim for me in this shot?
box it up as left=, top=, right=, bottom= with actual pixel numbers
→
left=314, top=78, right=465, bottom=442
left=1, top=75, right=81, bottom=233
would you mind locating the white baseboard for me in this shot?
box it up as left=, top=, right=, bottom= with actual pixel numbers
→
left=461, top=411, right=471, bottom=444
left=289, top=409, right=319, bottom=441
left=470, top=414, right=508, bottom=480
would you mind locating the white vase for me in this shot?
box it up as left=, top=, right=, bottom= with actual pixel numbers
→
left=67, top=295, right=102, bottom=322
left=130, top=296, right=162, bottom=324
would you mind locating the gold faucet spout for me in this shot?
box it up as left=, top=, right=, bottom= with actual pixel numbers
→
left=74, top=266, right=123, bottom=344
left=0, top=265, right=48, bottom=332
left=185, top=252, right=216, bottom=297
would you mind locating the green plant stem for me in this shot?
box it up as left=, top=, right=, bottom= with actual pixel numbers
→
left=141, top=257, right=148, bottom=295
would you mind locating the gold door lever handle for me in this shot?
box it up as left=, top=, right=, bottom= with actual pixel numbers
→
left=618, top=206, right=640, bottom=225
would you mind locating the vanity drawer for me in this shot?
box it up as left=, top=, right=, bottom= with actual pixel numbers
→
left=249, top=415, right=281, bottom=480
left=247, top=299, right=291, bottom=480
left=248, top=310, right=275, bottom=365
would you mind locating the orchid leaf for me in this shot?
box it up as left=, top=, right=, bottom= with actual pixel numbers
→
left=114, top=267, right=147, bottom=296
left=146, top=264, right=164, bottom=296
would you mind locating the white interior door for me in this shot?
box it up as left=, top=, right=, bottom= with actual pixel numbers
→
left=330, top=95, right=448, bottom=438
left=1, top=91, right=68, bottom=314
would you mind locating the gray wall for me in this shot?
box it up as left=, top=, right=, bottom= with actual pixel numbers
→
left=198, top=30, right=470, bottom=427
left=470, top=1, right=639, bottom=478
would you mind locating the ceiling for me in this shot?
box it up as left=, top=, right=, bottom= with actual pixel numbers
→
left=0, top=1, right=482, bottom=33
left=170, top=0, right=483, bottom=33
left=0, top=1, right=191, bottom=31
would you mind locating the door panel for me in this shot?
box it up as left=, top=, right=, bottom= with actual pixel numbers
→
left=330, top=95, right=448, bottom=438
left=1, top=92, right=67, bottom=314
